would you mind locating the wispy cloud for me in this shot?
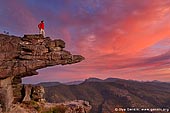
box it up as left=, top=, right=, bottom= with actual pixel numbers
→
left=0, top=0, right=170, bottom=83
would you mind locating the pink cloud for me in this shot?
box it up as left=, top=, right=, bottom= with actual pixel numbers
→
left=3, top=0, right=169, bottom=83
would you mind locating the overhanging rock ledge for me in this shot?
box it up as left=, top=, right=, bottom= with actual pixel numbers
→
left=0, top=34, right=85, bottom=112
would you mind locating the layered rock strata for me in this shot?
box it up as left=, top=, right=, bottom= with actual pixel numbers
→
left=0, top=34, right=84, bottom=112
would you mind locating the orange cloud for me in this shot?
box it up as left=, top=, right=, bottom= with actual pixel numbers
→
left=3, top=0, right=168, bottom=83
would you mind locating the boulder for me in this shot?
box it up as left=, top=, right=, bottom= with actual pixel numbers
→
left=31, top=85, right=45, bottom=102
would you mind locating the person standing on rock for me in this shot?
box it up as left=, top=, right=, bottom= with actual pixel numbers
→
left=38, top=20, right=45, bottom=37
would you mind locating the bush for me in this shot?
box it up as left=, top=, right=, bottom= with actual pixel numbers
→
left=42, top=105, right=67, bottom=113
left=22, top=100, right=42, bottom=112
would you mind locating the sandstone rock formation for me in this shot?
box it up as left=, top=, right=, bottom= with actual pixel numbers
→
left=0, top=34, right=85, bottom=112
left=22, top=85, right=45, bottom=102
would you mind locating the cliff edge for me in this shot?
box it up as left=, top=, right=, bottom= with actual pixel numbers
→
left=0, top=34, right=85, bottom=112
left=0, top=34, right=84, bottom=79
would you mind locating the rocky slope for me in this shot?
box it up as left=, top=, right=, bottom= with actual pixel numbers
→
left=8, top=97, right=91, bottom=113
left=0, top=34, right=85, bottom=112
left=2, top=84, right=91, bottom=113
left=43, top=78, right=170, bottom=113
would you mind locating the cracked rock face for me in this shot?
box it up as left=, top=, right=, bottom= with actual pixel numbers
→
left=0, top=34, right=84, bottom=79
left=0, top=34, right=84, bottom=112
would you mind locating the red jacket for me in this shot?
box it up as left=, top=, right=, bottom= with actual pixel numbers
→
left=38, top=22, right=44, bottom=29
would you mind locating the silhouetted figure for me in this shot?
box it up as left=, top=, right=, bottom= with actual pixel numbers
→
left=38, top=20, right=45, bottom=37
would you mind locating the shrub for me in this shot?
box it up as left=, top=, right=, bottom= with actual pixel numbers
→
left=41, top=105, right=67, bottom=113
left=22, top=100, right=42, bottom=112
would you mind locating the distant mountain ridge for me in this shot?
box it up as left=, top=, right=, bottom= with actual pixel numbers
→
left=37, top=78, right=168, bottom=87
left=36, top=77, right=123, bottom=87
left=41, top=78, right=170, bottom=113
left=84, top=77, right=122, bottom=83
left=64, top=81, right=84, bottom=85
left=37, top=82, right=61, bottom=87
left=37, top=81, right=83, bottom=87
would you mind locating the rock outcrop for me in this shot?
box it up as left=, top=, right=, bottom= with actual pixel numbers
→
left=0, top=34, right=85, bottom=112
left=8, top=100, right=92, bottom=113
left=59, top=100, right=92, bottom=113
left=9, top=84, right=91, bottom=113
left=22, top=85, right=45, bottom=102
left=0, top=34, right=84, bottom=79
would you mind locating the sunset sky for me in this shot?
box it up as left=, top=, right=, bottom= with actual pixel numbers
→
left=0, top=0, right=170, bottom=83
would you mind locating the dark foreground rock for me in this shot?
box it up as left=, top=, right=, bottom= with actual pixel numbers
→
left=0, top=34, right=85, bottom=112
